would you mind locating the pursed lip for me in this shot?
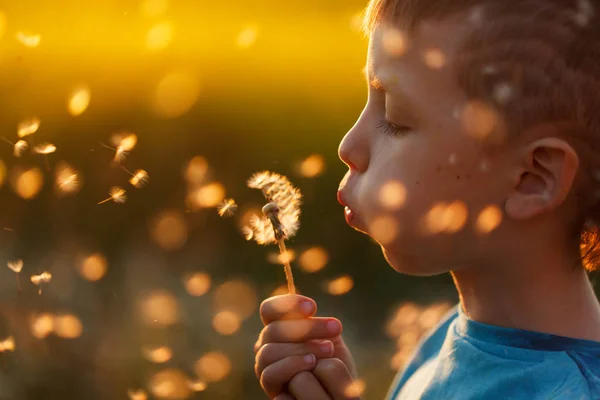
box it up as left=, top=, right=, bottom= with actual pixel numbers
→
left=337, top=187, right=358, bottom=227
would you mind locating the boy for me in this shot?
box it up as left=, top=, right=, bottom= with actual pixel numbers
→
left=255, top=0, right=600, bottom=398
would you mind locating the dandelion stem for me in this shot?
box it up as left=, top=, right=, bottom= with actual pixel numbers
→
left=264, top=205, right=296, bottom=294
left=276, top=237, right=296, bottom=295
left=120, top=165, right=134, bottom=176
left=97, top=197, right=111, bottom=205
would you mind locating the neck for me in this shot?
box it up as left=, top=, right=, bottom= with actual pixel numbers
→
left=452, top=244, right=600, bottom=341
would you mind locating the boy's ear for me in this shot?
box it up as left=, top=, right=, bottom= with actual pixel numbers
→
left=505, top=137, right=579, bottom=220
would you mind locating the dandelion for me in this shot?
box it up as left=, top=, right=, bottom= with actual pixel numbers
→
left=217, top=198, right=238, bottom=217
left=17, top=117, right=40, bottom=138
left=247, top=171, right=302, bottom=294
left=127, top=169, right=149, bottom=188
left=98, top=187, right=126, bottom=205
left=7, top=260, right=23, bottom=295
left=30, top=271, right=52, bottom=294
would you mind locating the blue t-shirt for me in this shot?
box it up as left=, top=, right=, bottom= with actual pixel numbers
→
left=387, top=305, right=600, bottom=399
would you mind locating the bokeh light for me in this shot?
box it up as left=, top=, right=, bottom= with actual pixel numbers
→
left=298, top=247, right=329, bottom=273
left=369, top=215, right=399, bottom=245
left=382, top=28, right=407, bottom=57
left=325, top=275, right=354, bottom=296
left=16, top=32, right=41, bottom=48
left=183, top=272, right=211, bottom=297
left=236, top=25, right=258, bottom=49
left=153, top=71, right=201, bottom=118
left=184, top=156, right=209, bottom=185
left=128, top=389, right=149, bottom=400
left=139, top=290, right=180, bottom=327
left=267, top=249, right=296, bottom=265
left=67, top=85, right=91, bottom=116
left=143, top=346, right=173, bottom=363
left=150, top=210, right=188, bottom=251
left=461, top=101, right=498, bottom=140
left=53, top=314, right=83, bottom=339
left=146, top=21, right=173, bottom=51
left=194, top=352, right=232, bottom=383
left=345, top=379, right=366, bottom=397
left=298, top=154, right=326, bottom=178
left=31, top=313, right=55, bottom=339
left=79, top=253, right=108, bottom=282
left=140, top=0, right=168, bottom=17
left=475, top=205, right=503, bottom=235
left=423, top=48, right=446, bottom=69
left=186, top=182, right=226, bottom=210
left=149, top=368, right=191, bottom=400
left=378, top=180, right=407, bottom=211
left=213, top=280, right=257, bottom=320
left=212, top=311, right=241, bottom=335
left=12, top=167, right=44, bottom=200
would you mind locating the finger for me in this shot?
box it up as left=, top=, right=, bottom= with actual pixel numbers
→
left=255, top=318, right=342, bottom=351
left=313, top=358, right=359, bottom=400
left=288, top=371, right=330, bottom=400
left=274, top=394, right=296, bottom=400
left=260, top=354, right=317, bottom=398
left=255, top=340, right=335, bottom=378
left=260, top=295, right=317, bottom=325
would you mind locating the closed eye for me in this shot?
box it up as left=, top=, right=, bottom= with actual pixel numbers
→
left=375, top=120, right=411, bottom=136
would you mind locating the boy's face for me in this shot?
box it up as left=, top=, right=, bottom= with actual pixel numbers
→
left=338, top=16, right=515, bottom=275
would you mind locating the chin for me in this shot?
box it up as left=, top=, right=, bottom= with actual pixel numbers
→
left=381, top=247, right=446, bottom=277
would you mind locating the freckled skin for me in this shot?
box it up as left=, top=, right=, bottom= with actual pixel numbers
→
left=338, top=17, right=517, bottom=276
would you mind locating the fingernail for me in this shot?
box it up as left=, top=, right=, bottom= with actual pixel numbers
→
left=300, top=301, right=314, bottom=315
left=304, top=354, right=315, bottom=365
left=327, top=320, right=341, bottom=334
left=318, top=340, right=333, bottom=354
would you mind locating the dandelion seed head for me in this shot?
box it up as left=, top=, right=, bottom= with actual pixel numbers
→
left=33, top=142, right=56, bottom=155
left=7, top=259, right=23, bottom=273
left=111, top=132, right=138, bottom=151
left=17, top=117, right=40, bottom=138
left=13, top=140, right=28, bottom=157
left=217, top=198, right=238, bottom=217
left=129, top=169, right=149, bottom=188
left=247, top=171, right=302, bottom=244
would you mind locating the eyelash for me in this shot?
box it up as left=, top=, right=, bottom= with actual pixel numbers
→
left=375, top=120, right=410, bottom=136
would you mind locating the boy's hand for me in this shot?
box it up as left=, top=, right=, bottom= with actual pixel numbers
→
left=254, top=295, right=359, bottom=399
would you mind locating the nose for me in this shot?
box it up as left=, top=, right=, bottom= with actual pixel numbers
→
left=338, top=115, right=370, bottom=173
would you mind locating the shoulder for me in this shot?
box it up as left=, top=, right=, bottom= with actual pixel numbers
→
left=386, top=305, right=458, bottom=400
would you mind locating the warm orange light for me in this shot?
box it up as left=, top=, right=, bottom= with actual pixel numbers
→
left=298, top=247, right=329, bottom=273
left=79, top=253, right=108, bottom=282
left=212, top=311, right=241, bottom=336
left=194, top=352, right=232, bottom=382
left=139, top=290, right=180, bottom=326
left=183, top=272, right=211, bottom=297
left=150, top=210, right=188, bottom=251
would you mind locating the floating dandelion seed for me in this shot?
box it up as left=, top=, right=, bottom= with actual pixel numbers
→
left=30, top=271, right=52, bottom=294
left=16, top=32, right=41, bottom=48
left=128, top=169, right=149, bottom=188
left=0, top=336, right=15, bottom=352
left=13, top=140, right=28, bottom=157
left=106, top=132, right=138, bottom=163
left=17, top=117, right=40, bottom=138
left=55, top=162, right=81, bottom=196
left=247, top=171, right=302, bottom=294
left=217, top=198, right=238, bottom=217
left=33, top=142, right=56, bottom=155
left=8, top=260, right=23, bottom=295
left=98, top=187, right=126, bottom=205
